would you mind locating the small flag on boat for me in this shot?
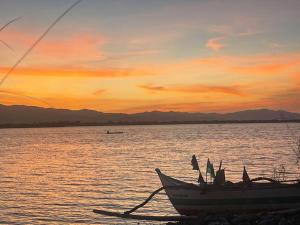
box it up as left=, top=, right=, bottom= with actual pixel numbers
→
left=218, top=160, right=223, bottom=171
left=191, top=155, right=205, bottom=183
left=206, top=158, right=215, bottom=178
left=198, top=170, right=205, bottom=183
left=214, top=169, right=225, bottom=185
left=243, top=166, right=251, bottom=183
left=191, top=155, right=199, bottom=170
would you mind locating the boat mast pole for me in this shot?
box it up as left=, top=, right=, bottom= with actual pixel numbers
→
left=205, top=158, right=209, bottom=183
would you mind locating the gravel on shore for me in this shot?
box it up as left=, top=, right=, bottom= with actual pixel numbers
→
left=167, top=210, right=300, bottom=225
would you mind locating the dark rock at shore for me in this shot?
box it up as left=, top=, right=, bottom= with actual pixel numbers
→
left=166, top=210, right=300, bottom=225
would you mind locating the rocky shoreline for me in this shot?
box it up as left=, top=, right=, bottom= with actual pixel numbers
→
left=167, top=209, right=300, bottom=225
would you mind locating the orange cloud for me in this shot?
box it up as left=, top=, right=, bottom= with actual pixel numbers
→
left=138, top=84, right=165, bottom=91
left=139, top=84, right=246, bottom=96
left=0, top=88, right=51, bottom=106
left=37, top=33, right=106, bottom=60
left=0, top=30, right=33, bottom=46
left=190, top=52, right=300, bottom=75
left=0, top=30, right=107, bottom=63
left=93, top=89, right=106, bottom=96
left=206, top=37, right=225, bottom=51
left=230, top=63, right=295, bottom=75
left=290, top=73, right=300, bottom=83
left=0, top=66, right=153, bottom=78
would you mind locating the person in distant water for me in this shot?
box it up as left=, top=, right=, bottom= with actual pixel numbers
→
left=107, top=130, right=109, bottom=134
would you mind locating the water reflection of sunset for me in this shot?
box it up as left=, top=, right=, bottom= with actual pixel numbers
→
left=0, top=124, right=299, bottom=224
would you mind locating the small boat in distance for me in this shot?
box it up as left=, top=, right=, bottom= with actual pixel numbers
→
left=156, top=168, right=300, bottom=216
left=106, top=130, right=124, bottom=134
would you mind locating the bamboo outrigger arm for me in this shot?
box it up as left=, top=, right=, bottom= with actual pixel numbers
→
left=93, top=185, right=200, bottom=221
left=93, top=209, right=198, bottom=221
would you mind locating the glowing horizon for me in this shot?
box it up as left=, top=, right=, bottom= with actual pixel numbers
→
left=1, top=0, right=300, bottom=113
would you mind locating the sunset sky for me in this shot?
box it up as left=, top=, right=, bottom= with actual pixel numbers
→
left=0, top=0, right=300, bottom=113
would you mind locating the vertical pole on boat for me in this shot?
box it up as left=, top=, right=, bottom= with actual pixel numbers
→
left=205, top=167, right=207, bottom=183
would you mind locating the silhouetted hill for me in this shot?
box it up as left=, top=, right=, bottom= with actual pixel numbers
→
left=0, top=104, right=299, bottom=127
left=225, top=109, right=300, bottom=121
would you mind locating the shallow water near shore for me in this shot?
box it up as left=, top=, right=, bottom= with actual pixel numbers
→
left=0, top=123, right=299, bottom=224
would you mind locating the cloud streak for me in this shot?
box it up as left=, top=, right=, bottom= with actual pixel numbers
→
left=0, top=88, right=51, bottom=106
left=139, top=84, right=246, bottom=96
left=0, top=66, right=153, bottom=78
left=188, top=52, right=300, bottom=76
left=206, top=37, right=225, bottom=51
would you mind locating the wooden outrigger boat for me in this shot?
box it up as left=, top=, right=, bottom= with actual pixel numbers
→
left=94, top=157, right=300, bottom=221
left=156, top=168, right=300, bottom=216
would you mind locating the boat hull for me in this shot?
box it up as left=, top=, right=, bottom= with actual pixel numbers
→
left=156, top=169, right=300, bottom=216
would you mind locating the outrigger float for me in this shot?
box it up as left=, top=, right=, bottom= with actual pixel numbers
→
left=93, top=156, right=300, bottom=222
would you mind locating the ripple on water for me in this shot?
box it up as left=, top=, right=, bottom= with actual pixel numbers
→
left=0, top=124, right=299, bottom=224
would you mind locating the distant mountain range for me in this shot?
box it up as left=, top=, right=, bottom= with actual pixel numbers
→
left=0, top=104, right=300, bottom=127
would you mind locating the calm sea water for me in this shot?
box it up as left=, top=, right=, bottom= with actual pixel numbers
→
left=0, top=123, right=299, bottom=224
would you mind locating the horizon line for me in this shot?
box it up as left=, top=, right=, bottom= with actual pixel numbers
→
left=0, top=103, right=299, bottom=115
